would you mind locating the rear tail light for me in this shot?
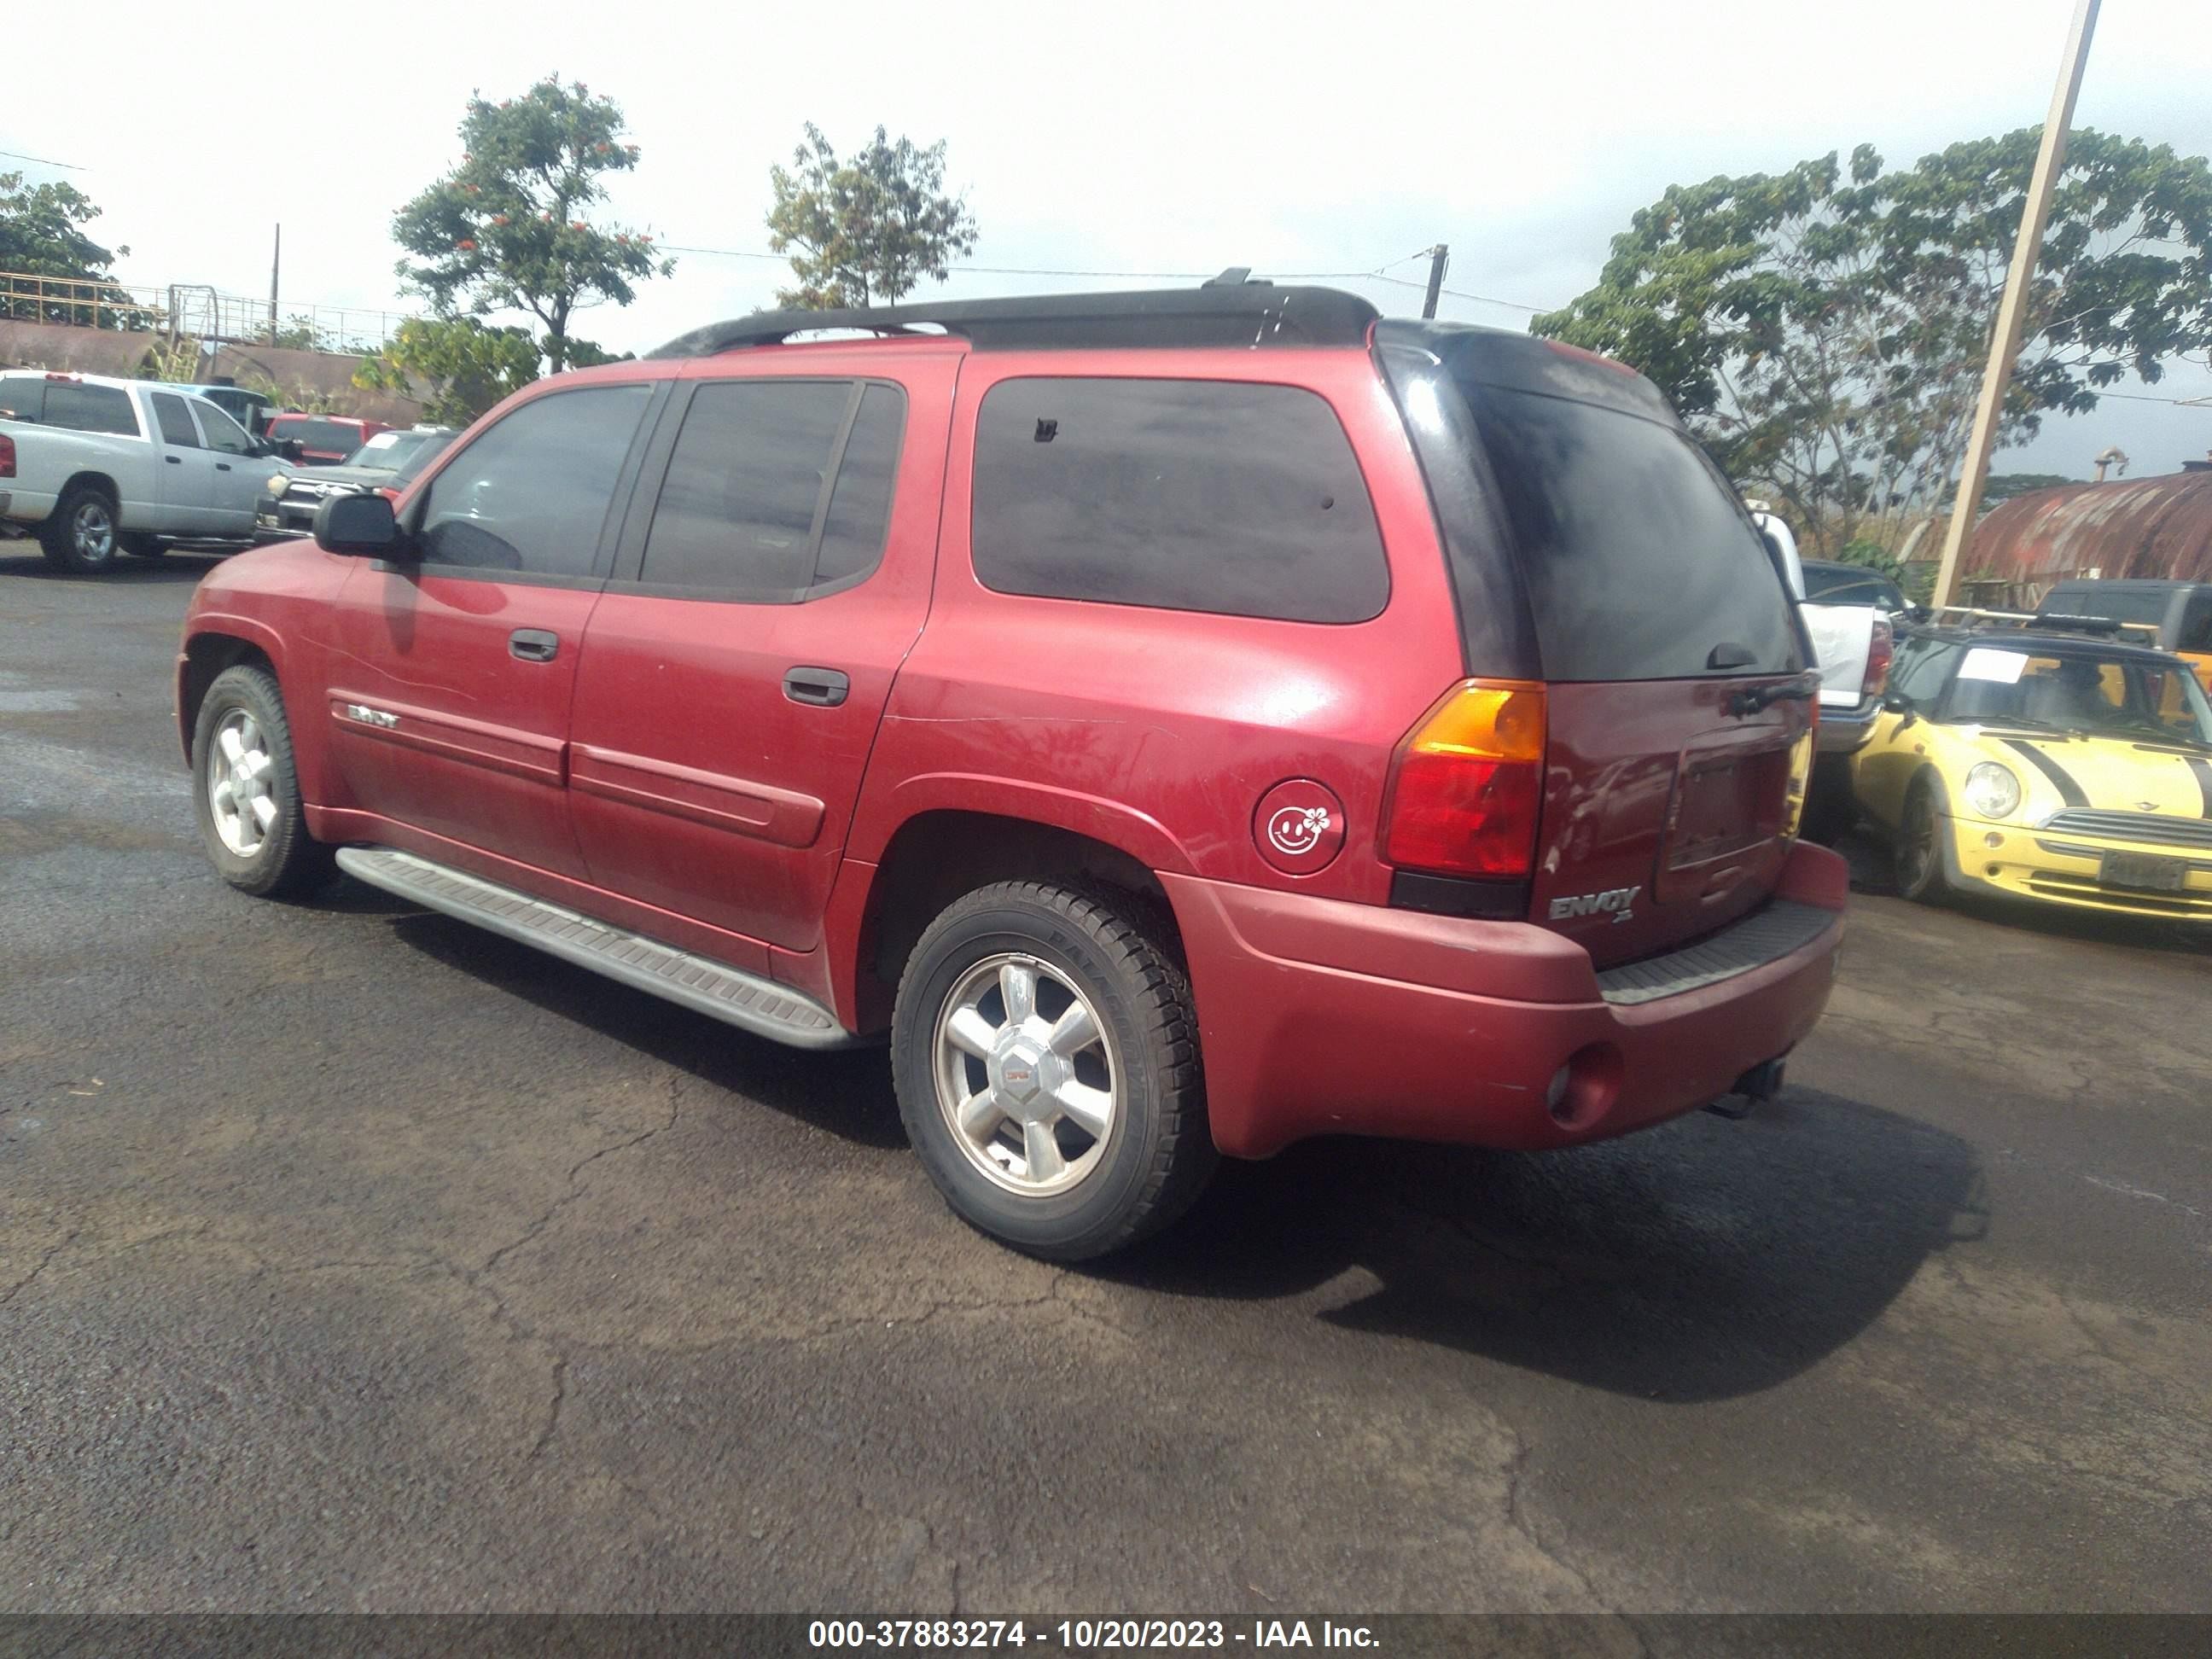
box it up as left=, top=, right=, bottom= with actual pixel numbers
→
left=1862, top=616, right=1895, bottom=698
left=0, top=433, right=13, bottom=478
left=1382, top=680, right=1547, bottom=878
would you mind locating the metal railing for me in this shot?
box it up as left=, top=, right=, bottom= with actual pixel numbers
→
left=2, top=270, right=409, bottom=354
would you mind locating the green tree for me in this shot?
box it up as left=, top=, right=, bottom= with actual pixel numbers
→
left=1974, top=472, right=2077, bottom=504
left=1534, top=130, right=2212, bottom=553
left=390, top=76, right=671, bottom=373
left=0, top=171, right=143, bottom=329
left=354, top=317, right=543, bottom=425
left=765, top=123, right=979, bottom=309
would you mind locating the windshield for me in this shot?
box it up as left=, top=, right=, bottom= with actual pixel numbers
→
left=341, top=430, right=424, bottom=471
left=390, top=430, right=455, bottom=486
left=1942, top=645, right=2212, bottom=746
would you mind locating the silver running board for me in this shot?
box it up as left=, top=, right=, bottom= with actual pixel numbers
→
left=335, top=846, right=862, bottom=1051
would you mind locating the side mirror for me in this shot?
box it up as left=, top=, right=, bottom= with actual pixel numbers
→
left=277, top=439, right=305, bottom=462
left=314, top=492, right=407, bottom=558
left=1881, top=693, right=1910, bottom=713
left=1906, top=604, right=1931, bottom=625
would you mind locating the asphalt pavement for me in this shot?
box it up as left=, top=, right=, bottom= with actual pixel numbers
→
left=3, top=539, right=2209, bottom=1616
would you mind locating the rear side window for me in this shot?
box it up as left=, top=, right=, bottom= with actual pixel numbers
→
left=0, top=376, right=44, bottom=422
left=150, top=392, right=201, bottom=447
left=970, top=377, right=1388, bottom=624
left=2181, top=595, right=2212, bottom=653
left=1466, top=388, right=1797, bottom=680
left=639, top=379, right=905, bottom=600
left=43, top=382, right=138, bottom=436
left=2043, top=586, right=2169, bottom=629
left=417, top=385, right=653, bottom=577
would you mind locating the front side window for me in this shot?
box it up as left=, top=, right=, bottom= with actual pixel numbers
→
left=193, top=401, right=254, bottom=456
left=150, top=392, right=202, bottom=448
left=43, top=382, right=137, bottom=436
left=638, top=379, right=905, bottom=599
left=970, top=377, right=1388, bottom=624
left=417, top=386, right=653, bottom=577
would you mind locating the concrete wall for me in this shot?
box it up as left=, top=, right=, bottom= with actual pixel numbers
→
left=0, top=319, right=423, bottom=426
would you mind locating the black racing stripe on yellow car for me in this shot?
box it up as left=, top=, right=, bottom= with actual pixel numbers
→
left=2188, top=756, right=2212, bottom=818
left=2002, top=739, right=2089, bottom=808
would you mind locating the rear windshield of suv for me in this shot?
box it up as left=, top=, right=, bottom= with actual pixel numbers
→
left=1380, top=326, right=1801, bottom=682
left=276, top=418, right=362, bottom=453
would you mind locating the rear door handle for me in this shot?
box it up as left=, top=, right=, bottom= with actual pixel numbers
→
left=166, top=454, right=182, bottom=465
left=216, top=462, right=233, bottom=472
left=783, top=666, right=850, bottom=707
left=509, top=628, right=559, bottom=663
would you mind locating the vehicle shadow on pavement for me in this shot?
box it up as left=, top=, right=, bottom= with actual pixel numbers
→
left=0, top=546, right=223, bottom=583
left=384, top=906, right=909, bottom=1150
left=1108, top=1091, right=1988, bottom=1404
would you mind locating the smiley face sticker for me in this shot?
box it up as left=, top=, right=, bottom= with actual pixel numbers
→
left=1253, top=779, right=1348, bottom=875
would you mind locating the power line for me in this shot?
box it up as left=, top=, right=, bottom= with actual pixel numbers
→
left=0, top=146, right=86, bottom=171
left=655, top=242, right=1550, bottom=313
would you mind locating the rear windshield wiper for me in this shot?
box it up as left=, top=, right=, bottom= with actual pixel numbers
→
left=1727, top=673, right=1821, bottom=717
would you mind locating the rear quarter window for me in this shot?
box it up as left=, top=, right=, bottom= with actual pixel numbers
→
left=970, top=376, right=1388, bottom=624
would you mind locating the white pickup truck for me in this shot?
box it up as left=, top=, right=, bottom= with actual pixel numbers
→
left=0, top=370, right=298, bottom=573
left=1750, top=509, right=1906, bottom=840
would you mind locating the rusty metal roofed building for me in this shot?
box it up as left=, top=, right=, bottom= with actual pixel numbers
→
left=1973, top=461, right=2212, bottom=597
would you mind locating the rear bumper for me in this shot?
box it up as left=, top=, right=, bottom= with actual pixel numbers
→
left=1816, top=695, right=1879, bottom=754
left=1162, top=840, right=1848, bottom=1159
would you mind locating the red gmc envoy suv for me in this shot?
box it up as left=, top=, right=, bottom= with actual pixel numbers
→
left=178, top=281, right=1847, bottom=1260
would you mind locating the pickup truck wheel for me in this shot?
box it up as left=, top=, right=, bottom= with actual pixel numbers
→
left=190, top=666, right=336, bottom=899
left=892, top=881, right=1214, bottom=1260
left=1895, top=778, right=1951, bottom=905
left=39, top=483, right=121, bottom=573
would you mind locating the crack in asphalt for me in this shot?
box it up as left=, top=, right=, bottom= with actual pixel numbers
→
left=0, top=1228, right=82, bottom=1308
left=482, top=1073, right=690, bottom=1277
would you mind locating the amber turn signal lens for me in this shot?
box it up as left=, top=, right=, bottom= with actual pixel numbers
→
left=1382, top=681, right=1548, bottom=879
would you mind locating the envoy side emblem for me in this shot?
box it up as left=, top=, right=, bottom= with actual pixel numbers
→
left=342, top=702, right=399, bottom=730
left=1550, top=885, right=1640, bottom=924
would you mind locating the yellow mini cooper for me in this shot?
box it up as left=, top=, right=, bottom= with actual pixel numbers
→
left=1852, top=624, right=2212, bottom=923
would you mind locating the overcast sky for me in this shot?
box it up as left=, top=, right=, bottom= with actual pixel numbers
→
left=8, top=0, right=2209, bottom=476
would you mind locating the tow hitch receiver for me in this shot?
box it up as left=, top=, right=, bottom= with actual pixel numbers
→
left=1705, top=1057, right=1788, bottom=1120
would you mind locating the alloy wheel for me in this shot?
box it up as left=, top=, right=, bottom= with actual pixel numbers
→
left=933, top=952, right=1120, bottom=1196
left=207, top=708, right=277, bottom=857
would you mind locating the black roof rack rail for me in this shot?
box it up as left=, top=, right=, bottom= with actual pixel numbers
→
left=645, top=282, right=1381, bottom=358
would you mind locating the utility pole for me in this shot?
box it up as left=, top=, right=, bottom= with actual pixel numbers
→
left=269, top=224, right=281, bottom=345
left=1422, top=244, right=1449, bottom=320
left=1931, top=0, right=2099, bottom=609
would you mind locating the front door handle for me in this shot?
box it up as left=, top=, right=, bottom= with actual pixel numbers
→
left=783, top=666, right=850, bottom=707
left=216, top=462, right=233, bottom=472
left=509, top=628, right=559, bottom=663
left=166, top=454, right=183, bottom=465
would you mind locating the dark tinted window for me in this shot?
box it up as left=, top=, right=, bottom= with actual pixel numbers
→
left=44, top=382, right=137, bottom=436
left=815, top=384, right=904, bottom=589
left=641, top=381, right=851, bottom=596
left=971, top=377, right=1387, bottom=623
left=0, top=376, right=44, bottom=422
left=1464, top=387, right=1797, bottom=680
left=193, top=401, right=254, bottom=456
left=2042, top=585, right=2170, bottom=628
left=2180, top=595, right=2212, bottom=653
left=150, top=392, right=201, bottom=447
left=1802, top=563, right=1906, bottom=612
left=418, top=385, right=652, bottom=576
left=276, top=417, right=364, bottom=455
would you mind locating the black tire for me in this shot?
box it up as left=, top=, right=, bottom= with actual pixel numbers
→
left=1894, top=777, right=1951, bottom=905
left=1801, top=761, right=1859, bottom=846
left=891, top=880, right=1215, bottom=1260
left=120, top=533, right=166, bottom=560
left=190, top=664, right=337, bottom=899
left=39, top=481, right=122, bottom=574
